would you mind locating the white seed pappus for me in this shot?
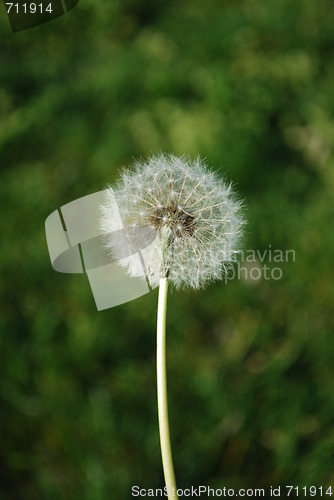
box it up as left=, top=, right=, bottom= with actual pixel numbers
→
left=100, top=154, right=244, bottom=289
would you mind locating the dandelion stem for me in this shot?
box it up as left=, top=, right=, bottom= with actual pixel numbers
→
left=157, top=277, right=178, bottom=500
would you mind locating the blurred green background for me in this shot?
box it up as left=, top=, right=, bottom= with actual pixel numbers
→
left=1, top=0, right=334, bottom=498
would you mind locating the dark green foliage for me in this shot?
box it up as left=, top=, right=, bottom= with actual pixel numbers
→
left=0, top=0, right=334, bottom=498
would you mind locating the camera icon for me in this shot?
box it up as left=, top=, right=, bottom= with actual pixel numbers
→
left=3, top=0, right=80, bottom=33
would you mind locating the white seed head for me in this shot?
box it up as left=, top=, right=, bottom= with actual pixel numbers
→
left=100, top=154, right=245, bottom=289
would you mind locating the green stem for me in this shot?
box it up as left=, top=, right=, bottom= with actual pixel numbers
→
left=157, top=277, right=178, bottom=500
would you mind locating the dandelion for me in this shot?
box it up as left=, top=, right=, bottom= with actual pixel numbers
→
left=100, top=154, right=244, bottom=289
left=100, top=154, right=244, bottom=500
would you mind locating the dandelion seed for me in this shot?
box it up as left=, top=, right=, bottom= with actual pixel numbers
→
left=100, top=153, right=244, bottom=289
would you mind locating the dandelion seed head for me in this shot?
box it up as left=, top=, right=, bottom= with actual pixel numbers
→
left=100, top=154, right=245, bottom=289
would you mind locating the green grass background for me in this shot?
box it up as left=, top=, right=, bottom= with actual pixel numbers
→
left=1, top=0, right=334, bottom=498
